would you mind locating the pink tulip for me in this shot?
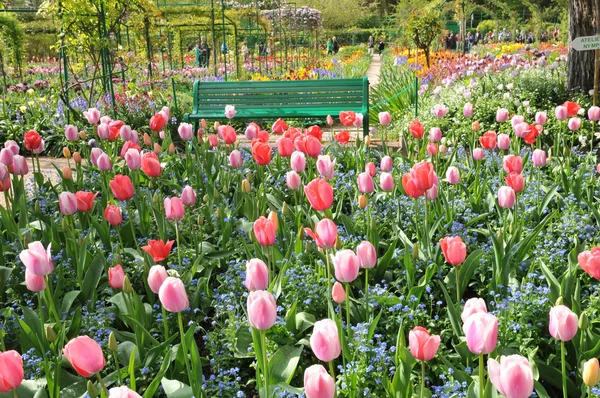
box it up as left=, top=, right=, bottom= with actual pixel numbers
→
left=589, top=106, right=600, bottom=121
left=97, top=152, right=112, bottom=171
left=356, top=241, right=377, bottom=268
left=0, top=164, right=7, bottom=182
left=446, top=166, right=460, bottom=184
left=245, top=123, right=258, bottom=140
left=104, top=205, right=122, bottom=227
left=535, top=111, right=548, bottom=125
left=497, top=133, right=511, bottom=150
left=425, top=184, right=438, bottom=200
left=496, top=108, right=509, bottom=122
left=63, top=336, right=105, bottom=377
left=326, top=115, right=333, bottom=126
left=158, top=277, right=189, bottom=313
left=245, top=259, right=269, bottom=291
left=380, top=156, right=393, bottom=172
left=229, top=150, right=243, bottom=168
left=25, top=269, right=46, bottom=292
left=427, top=143, right=438, bottom=156
left=178, top=123, right=193, bottom=141
left=511, top=115, right=525, bottom=128
left=549, top=305, right=578, bottom=341
left=429, top=127, right=442, bottom=142
left=461, top=298, right=488, bottom=323
left=0, top=148, right=13, bottom=166
left=555, top=105, right=568, bottom=120
left=64, top=125, right=78, bottom=141
left=332, top=281, right=346, bottom=303
left=365, top=162, right=377, bottom=177
left=120, top=124, right=133, bottom=141
left=568, top=117, right=581, bottom=131
left=19, top=241, right=53, bottom=276
left=498, top=186, right=516, bottom=208
left=277, top=137, right=294, bottom=157
left=353, top=113, right=364, bottom=128
left=463, top=102, right=473, bottom=117
left=333, top=249, right=360, bottom=282
left=291, top=151, right=306, bottom=172
left=97, top=123, right=111, bottom=140
left=310, top=319, right=341, bottom=362
left=108, top=264, right=125, bottom=289
left=84, top=108, right=100, bottom=125
left=208, top=134, right=219, bottom=147
left=0, top=350, right=24, bottom=392
left=378, top=111, right=392, bottom=126
left=108, top=386, right=142, bottom=398
left=473, top=148, right=484, bottom=161
left=532, top=149, right=546, bottom=167
left=578, top=247, right=600, bottom=280
left=316, top=155, right=335, bottom=180
left=224, top=105, right=236, bottom=119
left=357, top=172, right=374, bottom=194
left=380, top=172, right=394, bottom=191
left=247, top=290, right=277, bottom=330
left=254, top=216, right=276, bottom=246
left=514, top=122, right=529, bottom=138
left=305, top=218, right=337, bottom=248
left=58, top=192, right=77, bottom=216
left=304, top=365, right=335, bottom=398
left=181, top=186, right=196, bottom=206
left=439, top=236, right=466, bottom=265
left=125, top=148, right=141, bottom=170
left=286, top=171, right=301, bottom=190
left=488, top=355, right=534, bottom=398
left=147, top=265, right=168, bottom=294
left=503, top=155, right=523, bottom=174
left=464, top=312, right=498, bottom=354
left=100, top=115, right=112, bottom=125
left=5, top=140, right=19, bottom=155
left=164, top=197, right=185, bottom=221
left=432, top=104, right=449, bottom=118
left=409, top=326, right=441, bottom=361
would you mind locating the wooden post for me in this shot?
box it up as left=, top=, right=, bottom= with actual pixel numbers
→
left=595, top=0, right=600, bottom=105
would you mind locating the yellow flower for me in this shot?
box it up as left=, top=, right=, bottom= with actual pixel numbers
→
left=583, top=358, right=599, bottom=387
left=27, top=88, right=34, bottom=95
left=40, top=97, right=47, bottom=103
left=19, top=105, right=27, bottom=113
left=28, top=101, right=35, bottom=107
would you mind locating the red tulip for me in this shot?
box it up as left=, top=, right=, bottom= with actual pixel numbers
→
left=503, top=155, right=523, bottom=174
left=142, top=239, right=174, bottom=262
left=108, top=120, right=124, bottom=141
left=339, top=111, right=356, bottom=127
left=75, top=191, right=97, bottom=212
left=409, top=120, right=424, bottom=139
left=272, top=119, right=288, bottom=134
left=563, top=101, right=581, bottom=117
left=401, top=173, right=425, bottom=198
left=208, top=134, right=219, bottom=147
left=305, top=125, right=323, bottom=141
left=410, top=161, right=436, bottom=191
left=63, top=336, right=105, bottom=377
left=110, top=175, right=134, bottom=201
left=277, top=137, right=294, bottom=157
left=253, top=216, right=276, bottom=246
left=303, top=135, right=322, bottom=158
left=24, top=130, right=43, bottom=153
left=523, top=124, right=541, bottom=145
left=221, top=125, right=237, bottom=144
left=505, top=172, right=525, bottom=193
left=252, top=142, right=271, bottom=165
left=439, top=236, right=467, bottom=265
left=334, top=131, right=350, bottom=144
left=479, top=131, right=497, bottom=149
left=104, top=205, right=123, bottom=226
left=141, top=152, right=162, bottom=177
left=149, top=112, right=167, bottom=132
left=304, top=178, right=334, bottom=211
left=257, top=130, right=270, bottom=142
left=409, top=326, right=441, bottom=361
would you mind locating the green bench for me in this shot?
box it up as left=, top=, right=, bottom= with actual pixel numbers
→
left=183, top=77, right=370, bottom=137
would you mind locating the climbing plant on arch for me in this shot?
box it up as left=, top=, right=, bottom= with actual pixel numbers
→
left=0, top=14, right=25, bottom=76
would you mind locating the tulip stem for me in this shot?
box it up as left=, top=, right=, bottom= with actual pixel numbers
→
left=479, top=354, right=484, bottom=398
left=43, top=276, right=60, bottom=322
left=364, top=268, right=370, bottom=322
left=162, top=306, right=169, bottom=341
left=175, top=221, right=183, bottom=272
left=113, top=350, right=122, bottom=384
left=561, top=341, right=567, bottom=398
left=95, top=373, right=108, bottom=397
left=12, top=389, right=19, bottom=398
left=455, top=266, right=460, bottom=304
left=177, top=312, right=194, bottom=395
left=420, top=361, right=426, bottom=398
left=345, top=283, right=351, bottom=339
left=261, top=330, right=270, bottom=398
left=326, top=248, right=332, bottom=318
left=328, top=361, right=338, bottom=398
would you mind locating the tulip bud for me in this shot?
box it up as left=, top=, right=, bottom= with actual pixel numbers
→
left=122, top=275, right=134, bottom=294
left=79, top=131, right=87, bottom=140
left=203, top=194, right=210, bottom=203
left=216, top=207, right=222, bottom=218
left=247, top=172, right=253, bottom=184
left=153, top=192, right=161, bottom=206
left=242, top=179, right=251, bottom=193
left=555, top=296, right=564, bottom=306
left=108, top=331, right=118, bottom=352
left=148, top=181, right=154, bottom=190
left=62, top=166, right=72, bottom=180
left=23, top=235, right=30, bottom=247
left=201, top=119, right=207, bottom=129
left=297, top=225, right=305, bottom=240
left=282, top=201, right=289, bottom=216
left=73, top=152, right=82, bottom=163
left=358, top=194, right=368, bottom=209
left=223, top=186, right=229, bottom=194
left=371, top=217, right=377, bottom=232
left=35, top=200, right=41, bottom=213
left=364, top=136, right=371, bottom=146
left=213, top=187, right=219, bottom=198
left=335, top=234, right=342, bottom=249
left=143, top=133, right=152, bottom=146
left=214, top=121, right=220, bottom=130
left=472, top=121, right=480, bottom=131
left=268, top=211, right=279, bottom=231
left=579, top=312, right=589, bottom=330
left=197, top=215, right=204, bottom=225
left=63, top=147, right=71, bottom=159
left=169, top=143, right=175, bottom=153
left=413, top=243, right=419, bottom=259
left=45, top=324, right=57, bottom=342
left=154, top=142, right=162, bottom=154
left=583, top=358, right=600, bottom=387
left=87, top=380, right=99, bottom=398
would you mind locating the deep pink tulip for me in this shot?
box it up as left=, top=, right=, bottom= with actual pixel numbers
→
left=63, top=336, right=105, bottom=377
left=148, top=265, right=168, bottom=294
left=427, top=143, right=438, bottom=156
left=84, top=108, right=100, bottom=125
left=19, top=241, right=53, bottom=276
left=90, top=148, right=103, bottom=166
left=305, top=218, right=337, bottom=248
left=125, top=148, right=141, bottom=170
left=181, top=185, right=196, bottom=206
left=378, top=111, right=392, bottom=126
left=535, top=111, right=548, bottom=125
left=253, top=216, right=276, bottom=246
left=104, top=205, right=123, bottom=227
left=380, top=172, right=394, bottom=191
left=247, top=290, right=277, bottom=330
left=304, top=178, right=334, bottom=211
left=332, top=281, right=346, bottom=304
left=108, top=386, right=142, bottom=398
left=277, top=137, right=294, bottom=157
left=549, top=305, right=578, bottom=341
left=286, top=171, right=301, bottom=190
left=488, top=355, right=534, bottom=398
left=505, top=172, right=525, bottom=193
left=472, top=148, right=484, bottom=161
left=498, top=186, right=516, bottom=208
left=65, top=125, right=78, bottom=141
left=158, top=277, right=189, bottom=313
left=446, top=166, right=460, bottom=184
left=463, top=102, right=474, bottom=117
left=245, top=259, right=269, bottom=291
left=439, top=236, right=466, bottom=265
left=409, top=326, right=441, bottom=361
left=0, top=350, right=24, bottom=392
left=97, top=152, right=112, bottom=171
left=97, top=123, right=111, bottom=140
left=365, top=162, right=377, bottom=177
left=25, top=269, right=46, bottom=292
left=120, top=124, right=133, bottom=141
left=310, top=319, right=341, bottom=362
left=108, top=264, right=125, bottom=289
left=0, top=148, right=13, bottom=166
left=304, top=365, right=335, bottom=398
left=333, top=249, right=360, bottom=282
left=578, top=247, right=600, bottom=280
left=589, top=106, right=600, bottom=121
left=380, top=156, right=393, bottom=172
left=555, top=105, right=568, bottom=120
left=58, top=192, right=78, bottom=216
left=291, top=151, right=306, bottom=173
left=497, top=133, right=511, bottom=150
left=496, top=108, right=509, bottom=122
left=503, top=155, right=523, bottom=174
left=229, top=150, right=243, bottom=168
left=356, top=241, right=377, bottom=268
left=429, top=127, right=442, bottom=142
left=164, top=197, right=184, bottom=221
left=141, top=152, right=162, bottom=178
left=461, top=298, right=488, bottom=323
left=464, top=312, right=498, bottom=354
left=178, top=123, right=193, bottom=141
left=357, top=172, right=374, bottom=194
left=316, top=155, right=335, bottom=180
left=568, top=117, right=581, bottom=131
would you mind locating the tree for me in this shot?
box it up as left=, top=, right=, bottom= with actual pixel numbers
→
left=405, top=9, right=443, bottom=68
left=567, top=0, right=598, bottom=93
left=294, top=0, right=368, bottom=30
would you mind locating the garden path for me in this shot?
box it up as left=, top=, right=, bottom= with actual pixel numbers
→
left=366, top=54, right=382, bottom=86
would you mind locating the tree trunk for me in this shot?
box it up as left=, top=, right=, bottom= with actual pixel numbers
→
left=568, top=0, right=597, bottom=92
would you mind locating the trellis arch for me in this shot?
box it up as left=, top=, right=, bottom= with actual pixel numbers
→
left=0, top=15, right=25, bottom=76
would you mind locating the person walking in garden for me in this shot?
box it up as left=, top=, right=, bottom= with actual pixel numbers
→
left=378, top=37, right=385, bottom=56
left=194, top=41, right=202, bottom=67
left=241, top=42, right=249, bottom=61
left=200, top=37, right=209, bottom=67
left=553, top=26, right=559, bottom=41
left=332, top=37, right=339, bottom=54
left=326, top=38, right=333, bottom=55
left=259, top=41, right=265, bottom=57
left=368, top=35, right=374, bottom=55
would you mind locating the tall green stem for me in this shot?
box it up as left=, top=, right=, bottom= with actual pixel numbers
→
left=162, top=306, right=169, bottom=341
left=326, top=248, right=332, bottom=318
left=328, top=361, right=337, bottom=398
left=177, top=312, right=193, bottom=393
left=455, top=266, right=460, bottom=304
left=479, top=354, right=484, bottom=398
left=95, top=373, right=108, bottom=396
left=345, top=283, right=351, bottom=339
left=561, top=341, right=567, bottom=398
left=364, top=268, right=370, bottom=322
left=13, top=389, right=19, bottom=398
left=175, top=221, right=183, bottom=271
left=420, top=361, right=426, bottom=398
left=261, top=330, right=269, bottom=398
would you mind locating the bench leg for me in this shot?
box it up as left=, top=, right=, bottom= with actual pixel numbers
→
left=363, top=116, right=369, bottom=140
left=194, top=120, right=199, bottom=137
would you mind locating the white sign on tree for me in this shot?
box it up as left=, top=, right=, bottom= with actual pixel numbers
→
left=571, top=35, right=600, bottom=51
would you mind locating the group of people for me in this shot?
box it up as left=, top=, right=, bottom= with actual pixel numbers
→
left=193, top=39, right=272, bottom=68
left=442, top=25, right=560, bottom=52
left=367, top=35, right=385, bottom=56
left=325, top=35, right=384, bottom=56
